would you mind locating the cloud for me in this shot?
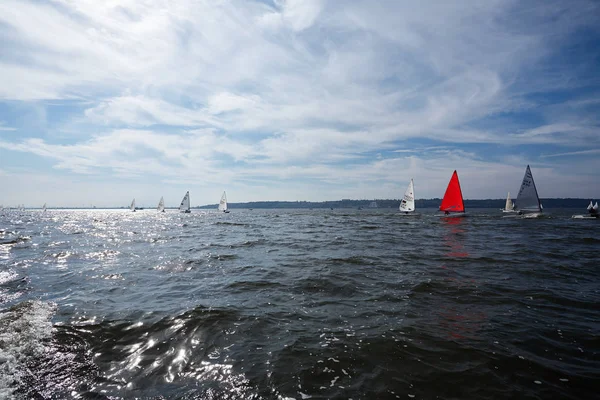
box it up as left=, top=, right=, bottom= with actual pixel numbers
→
left=540, top=149, right=600, bottom=158
left=0, top=122, right=16, bottom=131
left=84, top=95, right=219, bottom=127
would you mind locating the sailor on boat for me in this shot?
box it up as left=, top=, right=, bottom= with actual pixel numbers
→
left=588, top=201, right=599, bottom=218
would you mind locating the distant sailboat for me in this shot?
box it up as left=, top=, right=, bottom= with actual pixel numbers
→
left=501, top=192, right=517, bottom=213
left=42, top=203, right=47, bottom=212
left=439, top=170, right=466, bottom=217
left=399, top=179, right=415, bottom=214
left=130, top=199, right=136, bottom=212
left=516, top=165, right=542, bottom=218
left=179, top=191, right=191, bottom=213
left=157, top=196, right=165, bottom=212
left=218, top=191, right=230, bottom=213
left=572, top=200, right=599, bottom=219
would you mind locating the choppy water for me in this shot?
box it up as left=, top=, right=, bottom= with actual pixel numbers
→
left=0, top=208, right=598, bottom=399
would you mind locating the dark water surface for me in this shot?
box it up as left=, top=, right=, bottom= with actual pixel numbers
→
left=0, top=208, right=598, bottom=399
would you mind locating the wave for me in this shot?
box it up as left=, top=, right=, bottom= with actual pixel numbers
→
left=0, top=300, right=57, bottom=399
left=0, top=236, right=30, bottom=246
left=214, top=222, right=251, bottom=227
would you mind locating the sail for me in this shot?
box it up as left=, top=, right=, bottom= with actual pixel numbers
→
left=130, top=198, right=136, bottom=212
left=179, top=191, right=190, bottom=212
left=157, top=196, right=165, bottom=212
left=439, top=170, right=465, bottom=213
left=504, top=192, right=514, bottom=211
left=516, top=165, right=541, bottom=212
left=218, top=191, right=228, bottom=211
left=399, top=179, right=415, bottom=212
left=42, top=203, right=47, bottom=212
left=595, top=202, right=599, bottom=211
left=587, top=201, right=593, bottom=210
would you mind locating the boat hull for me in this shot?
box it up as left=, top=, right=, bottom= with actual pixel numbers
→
left=397, top=211, right=418, bottom=216
left=439, top=212, right=466, bottom=218
left=501, top=209, right=520, bottom=214
left=521, top=212, right=542, bottom=219
left=181, top=210, right=191, bottom=213
left=572, top=214, right=599, bottom=219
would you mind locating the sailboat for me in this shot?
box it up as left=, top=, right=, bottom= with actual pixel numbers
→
left=398, top=178, right=416, bottom=215
left=42, top=203, right=47, bottom=212
left=218, top=191, right=230, bottom=213
left=515, top=165, right=543, bottom=218
left=501, top=192, right=518, bottom=213
left=572, top=200, right=599, bottom=219
left=179, top=191, right=191, bottom=213
left=157, top=196, right=165, bottom=212
left=130, top=198, right=136, bottom=212
left=439, top=170, right=466, bottom=217
left=589, top=201, right=599, bottom=215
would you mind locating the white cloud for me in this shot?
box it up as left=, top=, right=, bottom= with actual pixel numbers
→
left=0, top=122, right=16, bottom=131
left=84, top=95, right=219, bottom=127
left=280, top=0, right=323, bottom=32
left=207, top=92, right=261, bottom=115
left=541, top=149, right=600, bottom=158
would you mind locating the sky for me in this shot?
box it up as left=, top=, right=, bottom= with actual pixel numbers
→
left=0, top=0, right=599, bottom=208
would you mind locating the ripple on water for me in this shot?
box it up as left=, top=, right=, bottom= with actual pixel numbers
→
left=0, top=209, right=598, bottom=399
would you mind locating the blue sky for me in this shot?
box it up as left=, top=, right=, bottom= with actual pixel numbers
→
left=0, top=0, right=599, bottom=207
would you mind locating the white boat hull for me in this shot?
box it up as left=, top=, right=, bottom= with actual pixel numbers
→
left=572, top=214, right=599, bottom=219
left=522, top=212, right=542, bottom=219
left=501, top=209, right=520, bottom=214
left=397, top=211, right=419, bottom=216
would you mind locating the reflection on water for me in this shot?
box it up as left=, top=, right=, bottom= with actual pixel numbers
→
left=437, top=305, right=487, bottom=341
left=442, top=217, right=470, bottom=258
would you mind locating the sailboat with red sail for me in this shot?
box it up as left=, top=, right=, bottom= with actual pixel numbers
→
left=439, top=170, right=466, bottom=217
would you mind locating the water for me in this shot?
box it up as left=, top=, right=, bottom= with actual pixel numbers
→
left=0, top=208, right=598, bottom=399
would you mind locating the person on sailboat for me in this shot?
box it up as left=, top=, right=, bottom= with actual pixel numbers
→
left=589, top=201, right=599, bottom=217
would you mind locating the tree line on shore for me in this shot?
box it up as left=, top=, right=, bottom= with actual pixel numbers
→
left=197, top=198, right=591, bottom=210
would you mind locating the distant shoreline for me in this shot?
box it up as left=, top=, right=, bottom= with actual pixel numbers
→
left=4, top=198, right=594, bottom=210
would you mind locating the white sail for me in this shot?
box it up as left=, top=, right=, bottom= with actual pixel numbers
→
left=157, top=196, right=165, bottom=212
left=587, top=201, right=593, bottom=210
left=399, top=179, right=415, bottom=212
left=130, top=198, right=136, bottom=212
left=595, top=202, right=599, bottom=211
left=516, top=165, right=541, bottom=213
left=179, top=191, right=190, bottom=213
left=218, top=191, right=228, bottom=212
left=504, top=192, right=514, bottom=211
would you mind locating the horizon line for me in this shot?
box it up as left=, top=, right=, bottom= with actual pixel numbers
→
left=2, top=197, right=597, bottom=209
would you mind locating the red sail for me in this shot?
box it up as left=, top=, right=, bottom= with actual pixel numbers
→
left=439, top=170, right=465, bottom=212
